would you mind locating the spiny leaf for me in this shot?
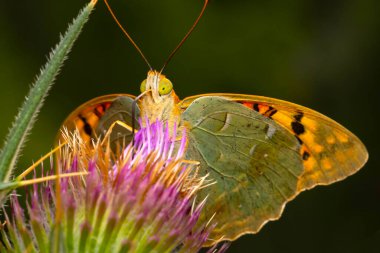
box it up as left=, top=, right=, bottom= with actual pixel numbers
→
left=0, top=0, right=97, bottom=184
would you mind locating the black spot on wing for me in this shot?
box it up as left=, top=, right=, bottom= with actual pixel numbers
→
left=94, top=107, right=103, bottom=118
left=291, top=121, right=305, bottom=135
left=79, top=115, right=93, bottom=136
left=253, top=103, right=260, bottom=112
left=268, top=109, right=278, bottom=118
left=295, top=135, right=303, bottom=145
left=264, top=106, right=274, bottom=114
left=294, top=112, right=304, bottom=122
left=302, top=151, right=310, bottom=160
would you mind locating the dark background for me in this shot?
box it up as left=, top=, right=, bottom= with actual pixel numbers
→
left=0, top=0, right=379, bottom=252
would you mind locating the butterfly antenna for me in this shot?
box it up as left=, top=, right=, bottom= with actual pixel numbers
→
left=159, top=0, right=209, bottom=73
left=104, top=0, right=153, bottom=70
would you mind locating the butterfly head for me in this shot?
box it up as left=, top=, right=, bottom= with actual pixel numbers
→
left=140, top=70, right=175, bottom=103
left=139, top=70, right=180, bottom=125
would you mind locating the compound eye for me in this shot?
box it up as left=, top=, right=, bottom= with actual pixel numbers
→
left=140, top=79, right=147, bottom=93
left=158, top=78, right=173, bottom=95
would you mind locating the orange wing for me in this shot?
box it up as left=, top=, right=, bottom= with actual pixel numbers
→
left=58, top=94, right=136, bottom=144
left=180, top=93, right=368, bottom=192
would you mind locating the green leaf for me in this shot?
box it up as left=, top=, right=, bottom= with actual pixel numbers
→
left=0, top=1, right=97, bottom=183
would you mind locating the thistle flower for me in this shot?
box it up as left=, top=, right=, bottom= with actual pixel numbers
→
left=0, top=120, right=229, bottom=253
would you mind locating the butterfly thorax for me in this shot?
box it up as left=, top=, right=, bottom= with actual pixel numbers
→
left=139, top=92, right=180, bottom=127
left=139, top=71, right=181, bottom=129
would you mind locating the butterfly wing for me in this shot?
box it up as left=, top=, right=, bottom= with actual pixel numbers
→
left=58, top=94, right=136, bottom=144
left=180, top=94, right=368, bottom=244
left=181, top=96, right=304, bottom=244
left=181, top=93, right=368, bottom=192
left=95, top=96, right=140, bottom=148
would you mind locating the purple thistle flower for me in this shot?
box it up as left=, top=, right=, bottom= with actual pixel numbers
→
left=1, top=120, right=229, bottom=253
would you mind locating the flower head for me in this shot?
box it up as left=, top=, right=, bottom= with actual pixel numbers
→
left=1, top=120, right=229, bottom=252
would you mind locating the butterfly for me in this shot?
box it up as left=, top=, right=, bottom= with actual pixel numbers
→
left=59, top=70, right=368, bottom=244
left=58, top=0, right=368, bottom=246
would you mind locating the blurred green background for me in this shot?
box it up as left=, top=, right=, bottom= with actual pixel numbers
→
left=0, top=0, right=379, bottom=252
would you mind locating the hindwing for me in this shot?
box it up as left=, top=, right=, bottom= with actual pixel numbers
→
left=181, top=96, right=305, bottom=244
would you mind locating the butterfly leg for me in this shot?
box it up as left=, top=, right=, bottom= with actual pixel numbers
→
left=182, top=159, right=200, bottom=166
left=100, top=120, right=136, bottom=146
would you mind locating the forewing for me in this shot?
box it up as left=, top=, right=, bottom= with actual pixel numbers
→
left=180, top=93, right=368, bottom=192
left=96, top=96, right=140, bottom=148
left=58, top=94, right=135, bottom=144
left=181, top=96, right=304, bottom=244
